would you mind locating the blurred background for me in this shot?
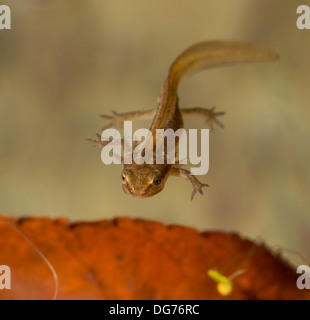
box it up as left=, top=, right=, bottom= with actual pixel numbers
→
left=0, top=0, right=309, bottom=265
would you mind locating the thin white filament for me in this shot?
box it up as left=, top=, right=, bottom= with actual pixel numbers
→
left=0, top=218, right=58, bottom=300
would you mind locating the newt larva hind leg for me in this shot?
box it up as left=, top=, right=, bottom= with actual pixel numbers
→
left=180, top=107, right=225, bottom=130
left=100, top=110, right=156, bottom=130
left=99, top=106, right=225, bottom=131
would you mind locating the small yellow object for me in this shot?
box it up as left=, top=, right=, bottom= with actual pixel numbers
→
left=207, top=269, right=245, bottom=296
left=216, top=282, right=233, bottom=296
left=207, top=269, right=233, bottom=296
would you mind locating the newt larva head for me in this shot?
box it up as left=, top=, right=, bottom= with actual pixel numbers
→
left=121, top=164, right=170, bottom=198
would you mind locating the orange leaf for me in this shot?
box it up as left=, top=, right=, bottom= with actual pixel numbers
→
left=0, top=215, right=308, bottom=300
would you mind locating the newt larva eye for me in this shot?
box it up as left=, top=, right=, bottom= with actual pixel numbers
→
left=121, top=174, right=127, bottom=184
left=153, top=177, right=162, bottom=186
